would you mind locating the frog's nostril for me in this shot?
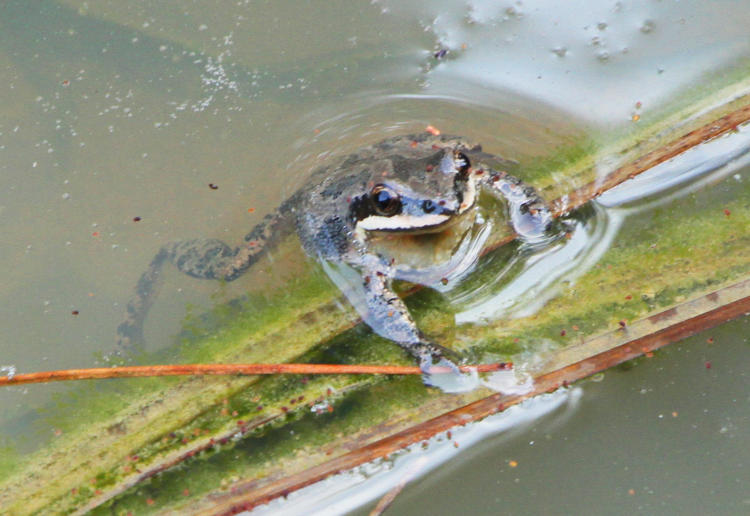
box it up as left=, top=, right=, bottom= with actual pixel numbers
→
left=422, top=200, right=435, bottom=213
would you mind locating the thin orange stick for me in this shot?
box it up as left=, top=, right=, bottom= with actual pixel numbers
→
left=0, top=362, right=511, bottom=387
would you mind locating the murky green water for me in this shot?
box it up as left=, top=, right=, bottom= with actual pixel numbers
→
left=1, top=0, right=749, bottom=512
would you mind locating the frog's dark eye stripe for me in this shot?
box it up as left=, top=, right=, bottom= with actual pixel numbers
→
left=370, top=184, right=402, bottom=216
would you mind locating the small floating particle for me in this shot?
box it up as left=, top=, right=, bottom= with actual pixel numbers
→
left=705, top=361, right=712, bottom=369
left=619, top=320, right=627, bottom=328
left=635, top=101, right=642, bottom=109
left=508, top=460, right=518, bottom=468
left=625, top=294, right=632, bottom=300
left=62, top=80, right=70, bottom=86
left=133, top=216, right=141, bottom=222
left=723, top=208, right=731, bottom=216
left=433, top=48, right=448, bottom=59
left=71, top=310, right=79, bottom=316
left=645, top=351, right=654, bottom=358
left=454, top=441, right=459, bottom=448
left=236, top=420, right=245, bottom=426
left=208, top=183, right=219, bottom=190
left=560, top=329, right=567, bottom=336
left=410, top=140, right=418, bottom=148
left=92, top=231, right=100, bottom=237
left=461, top=43, right=467, bottom=50
left=256, top=405, right=263, bottom=411
left=281, top=406, right=289, bottom=413
left=248, top=207, right=255, bottom=213
left=572, top=325, right=579, bottom=331
left=231, top=410, right=238, bottom=416
left=706, top=337, right=714, bottom=344
left=425, top=125, right=440, bottom=135
left=387, top=311, right=394, bottom=317
left=327, top=405, right=334, bottom=412
left=671, top=411, right=678, bottom=418
left=183, top=489, right=190, bottom=496
left=146, top=498, right=155, bottom=506
left=441, top=277, right=449, bottom=286
left=631, top=114, right=640, bottom=122
left=54, top=428, right=63, bottom=436
left=628, top=489, right=635, bottom=496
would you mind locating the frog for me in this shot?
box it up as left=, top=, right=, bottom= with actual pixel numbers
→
left=116, top=132, right=553, bottom=374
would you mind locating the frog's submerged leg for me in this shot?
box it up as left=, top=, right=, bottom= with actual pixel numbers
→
left=116, top=209, right=295, bottom=352
left=477, top=167, right=553, bottom=242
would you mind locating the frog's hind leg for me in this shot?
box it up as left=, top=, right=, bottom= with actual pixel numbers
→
left=116, top=209, right=296, bottom=353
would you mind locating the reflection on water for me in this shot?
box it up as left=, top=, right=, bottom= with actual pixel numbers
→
left=598, top=122, right=750, bottom=209
left=380, top=0, right=750, bottom=124
left=453, top=205, right=620, bottom=323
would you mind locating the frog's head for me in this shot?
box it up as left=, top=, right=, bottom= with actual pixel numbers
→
left=352, top=147, right=476, bottom=234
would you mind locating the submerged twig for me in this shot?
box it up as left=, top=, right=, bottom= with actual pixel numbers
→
left=0, top=362, right=511, bottom=387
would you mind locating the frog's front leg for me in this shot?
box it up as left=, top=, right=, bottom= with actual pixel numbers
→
left=352, top=256, right=459, bottom=369
left=477, top=167, right=553, bottom=242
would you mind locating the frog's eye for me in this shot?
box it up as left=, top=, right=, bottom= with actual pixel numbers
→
left=370, top=184, right=402, bottom=216
left=455, top=151, right=471, bottom=179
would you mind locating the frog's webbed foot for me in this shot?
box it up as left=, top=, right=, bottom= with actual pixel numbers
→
left=479, top=168, right=553, bottom=243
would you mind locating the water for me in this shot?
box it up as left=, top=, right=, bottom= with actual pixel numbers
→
left=1, top=0, right=749, bottom=511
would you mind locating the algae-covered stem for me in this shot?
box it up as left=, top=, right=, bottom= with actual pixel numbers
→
left=0, top=362, right=510, bottom=387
